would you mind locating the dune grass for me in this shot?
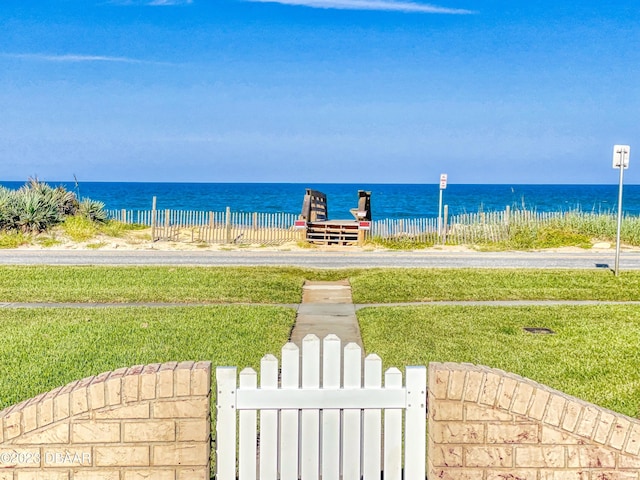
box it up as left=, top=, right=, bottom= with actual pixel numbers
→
left=358, top=304, right=640, bottom=417
left=0, top=306, right=295, bottom=410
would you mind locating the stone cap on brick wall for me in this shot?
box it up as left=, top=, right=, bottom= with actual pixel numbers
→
left=428, top=362, right=640, bottom=456
left=0, top=360, right=211, bottom=443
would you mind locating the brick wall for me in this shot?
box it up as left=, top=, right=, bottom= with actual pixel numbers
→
left=5, top=358, right=638, bottom=479
left=429, top=362, right=640, bottom=479
left=0, top=361, right=211, bottom=480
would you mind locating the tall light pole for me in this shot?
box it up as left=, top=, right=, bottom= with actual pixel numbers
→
left=613, top=145, right=630, bottom=276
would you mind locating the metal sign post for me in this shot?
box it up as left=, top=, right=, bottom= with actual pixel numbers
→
left=613, top=145, right=630, bottom=276
left=438, top=174, right=447, bottom=243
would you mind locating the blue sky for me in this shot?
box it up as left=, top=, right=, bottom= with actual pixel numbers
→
left=1, top=0, right=639, bottom=184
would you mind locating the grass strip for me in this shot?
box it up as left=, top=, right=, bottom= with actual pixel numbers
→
left=4, top=266, right=640, bottom=304
left=0, top=306, right=295, bottom=410
left=358, top=304, right=640, bottom=417
left=0, top=266, right=334, bottom=304
left=349, top=268, right=640, bottom=303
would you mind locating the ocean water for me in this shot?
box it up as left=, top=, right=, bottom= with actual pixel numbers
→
left=2, top=181, right=639, bottom=220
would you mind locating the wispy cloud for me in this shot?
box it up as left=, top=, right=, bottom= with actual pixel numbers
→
left=147, top=0, right=193, bottom=4
left=108, top=0, right=193, bottom=5
left=244, top=0, right=475, bottom=14
left=1, top=53, right=172, bottom=65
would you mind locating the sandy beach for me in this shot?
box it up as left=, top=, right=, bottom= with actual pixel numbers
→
left=13, top=227, right=634, bottom=254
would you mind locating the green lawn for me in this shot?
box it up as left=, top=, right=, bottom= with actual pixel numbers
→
left=0, top=306, right=295, bottom=409
left=3, top=266, right=640, bottom=303
left=1, top=266, right=640, bottom=419
left=358, top=304, right=640, bottom=417
left=349, top=268, right=640, bottom=303
left=0, top=266, right=310, bottom=303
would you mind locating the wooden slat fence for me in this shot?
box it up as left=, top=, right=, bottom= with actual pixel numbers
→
left=216, top=334, right=427, bottom=480
left=106, top=208, right=301, bottom=245
left=107, top=206, right=620, bottom=246
left=368, top=208, right=613, bottom=245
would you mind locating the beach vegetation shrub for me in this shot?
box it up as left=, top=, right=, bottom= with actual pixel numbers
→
left=61, top=215, right=98, bottom=242
left=368, top=236, right=434, bottom=250
left=35, top=236, right=62, bottom=248
left=505, top=224, right=536, bottom=249
left=445, top=209, right=633, bottom=250
left=534, top=226, right=591, bottom=248
left=22, top=178, right=79, bottom=217
left=0, top=188, right=14, bottom=221
left=0, top=231, right=31, bottom=249
left=78, top=198, right=107, bottom=223
left=295, top=240, right=317, bottom=249
left=15, top=189, right=62, bottom=233
left=98, top=221, right=146, bottom=237
left=0, top=179, right=108, bottom=234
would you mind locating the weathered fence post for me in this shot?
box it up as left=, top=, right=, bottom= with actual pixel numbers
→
left=151, top=196, right=157, bottom=241
left=225, top=206, right=232, bottom=244
left=165, top=209, right=170, bottom=241
left=443, top=204, right=449, bottom=244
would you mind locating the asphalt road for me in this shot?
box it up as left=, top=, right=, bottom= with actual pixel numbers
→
left=0, top=249, right=638, bottom=269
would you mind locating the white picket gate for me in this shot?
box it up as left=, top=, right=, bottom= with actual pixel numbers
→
left=216, top=334, right=427, bottom=480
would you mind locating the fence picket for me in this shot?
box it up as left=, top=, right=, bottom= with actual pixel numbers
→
left=301, top=335, right=320, bottom=480
left=239, top=368, right=257, bottom=480
left=383, top=367, right=403, bottom=480
left=342, top=343, right=362, bottom=480
left=321, top=335, right=341, bottom=480
left=280, top=342, right=299, bottom=480
left=362, top=354, right=382, bottom=480
left=259, top=355, right=279, bottom=480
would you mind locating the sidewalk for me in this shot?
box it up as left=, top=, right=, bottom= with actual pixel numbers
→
left=289, top=280, right=364, bottom=351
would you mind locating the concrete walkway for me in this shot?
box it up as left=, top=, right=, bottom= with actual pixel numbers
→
left=289, top=280, right=364, bottom=350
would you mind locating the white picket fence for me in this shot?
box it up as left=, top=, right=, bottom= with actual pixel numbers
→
left=216, top=334, right=427, bottom=480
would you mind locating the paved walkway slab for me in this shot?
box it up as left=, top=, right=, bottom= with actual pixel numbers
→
left=290, top=280, right=364, bottom=351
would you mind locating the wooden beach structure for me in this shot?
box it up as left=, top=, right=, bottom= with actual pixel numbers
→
left=297, top=189, right=372, bottom=246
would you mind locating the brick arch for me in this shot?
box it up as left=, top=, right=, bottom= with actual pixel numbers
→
left=0, top=361, right=211, bottom=479
left=428, top=362, right=640, bottom=479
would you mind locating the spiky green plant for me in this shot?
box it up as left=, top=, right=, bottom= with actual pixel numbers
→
left=0, top=188, right=18, bottom=230
left=78, top=198, right=107, bottom=223
left=22, top=178, right=79, bottom=217
left=15, top=190, right=62, bottom=233
left=0, top=179, right=108, bottom=234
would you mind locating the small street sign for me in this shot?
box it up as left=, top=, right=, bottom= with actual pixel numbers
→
left=439, top=174, right=448, bottom=190
left=294, top=220, right=307, bottom=229
left=358, top=221, right=371, bottom=230
left=613, top=145, right=630, bottom=169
